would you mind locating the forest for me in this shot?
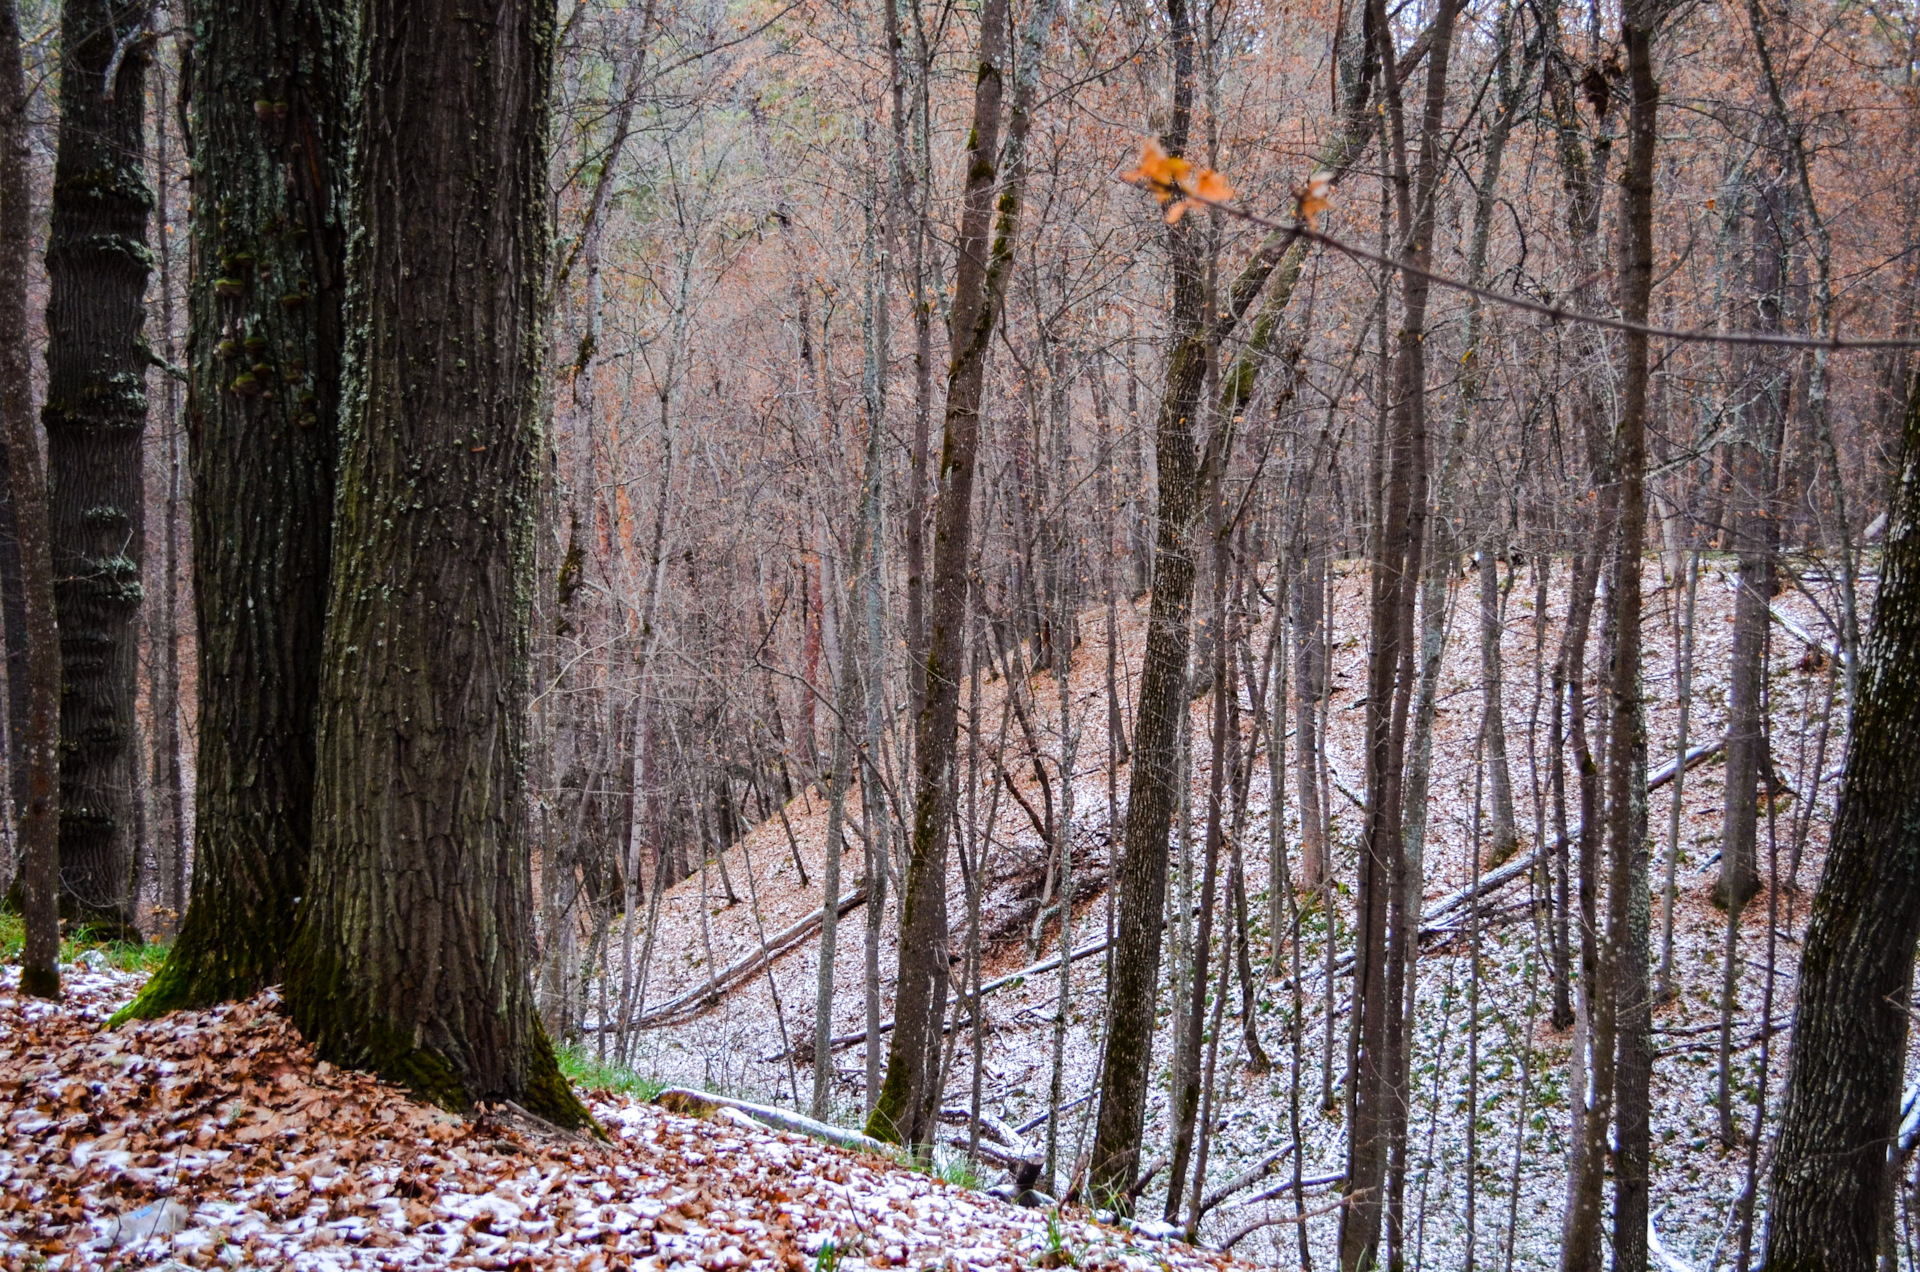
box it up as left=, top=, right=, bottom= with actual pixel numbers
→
left=4, top=0, right=1920, bottom=1264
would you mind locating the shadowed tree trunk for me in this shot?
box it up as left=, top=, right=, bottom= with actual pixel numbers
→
left=2, top=0, right=63, bottom=1001
left=283, top=0, right=589, bottom=1128
left=1346, top=0, right=1460, bottom=1262
left=1764, top=373, right=1920, bottom=1272
left=117, top=0, right=348, bottom=1022
left=41, top=0, right=153, bottom=937
left=0, top=0, right=26, bottom=860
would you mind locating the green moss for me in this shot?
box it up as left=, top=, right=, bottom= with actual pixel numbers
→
left=110, top=956, right=190, bottom=1025
left=523, top=1023, right=601, bottom=1135
left=107, top=929, right=233, bottom=1025
left=864, top=1069, right=910, bottom=1145
left=287, top=935, right=596, bottom=1134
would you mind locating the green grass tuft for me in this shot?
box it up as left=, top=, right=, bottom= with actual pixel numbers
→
left=930, top=1148, right=983, bottom=1190
left=0, top=910, right=169, bottom=975
left=555, top=1042, right=667, bottom=1101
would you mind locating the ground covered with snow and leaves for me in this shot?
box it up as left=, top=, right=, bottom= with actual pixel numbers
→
left=0, top=966, right=1253, bottom=1272
left=597, top=559, right=1900, bottom=1267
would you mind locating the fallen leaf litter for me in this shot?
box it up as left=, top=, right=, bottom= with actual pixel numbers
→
left=0, top=967, right=1248, bottom=1272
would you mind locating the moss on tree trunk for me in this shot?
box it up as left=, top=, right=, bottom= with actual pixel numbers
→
left=116, top=0, right=349, bottom=1027
left=281, top=0, right=588, bottom=1131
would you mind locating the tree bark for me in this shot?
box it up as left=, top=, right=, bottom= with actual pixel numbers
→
left=1086, top=0, right=1204, bottom=1202
left=144, top=57, right=186, bottom=934
left=1346, top=0, right=1459, bottom=1263
left=1607, top=15, right=1659, bottom=1269
left=1090, top=0, right=1381, bottom=1207
left=1765, top=366, right=1920, bottom=1270
left=868, top=0, right=1053, bottom=1149
left=42, top=0, right=153, bottom=936
left=1, top=0, right=63, bottom=1000
left=118, top=0, right=348, bottom=1021
left=1714, top=129, right=1790, bottom=916
left=1479, top=550, right=1518, bottom=865
left=284, top=0, right=588, bottom=1127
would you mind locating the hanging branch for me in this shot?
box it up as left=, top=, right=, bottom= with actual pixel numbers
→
left=1119, top=164, right=1920, bottom=352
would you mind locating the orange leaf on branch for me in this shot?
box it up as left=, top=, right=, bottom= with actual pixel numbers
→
left=1294, top=170, right=1335, bottom=228
left=1122, top=139, right=1235, bottom=223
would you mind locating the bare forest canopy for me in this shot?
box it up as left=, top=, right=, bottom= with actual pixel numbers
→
left=5, top=0, right=1920, bottom=1266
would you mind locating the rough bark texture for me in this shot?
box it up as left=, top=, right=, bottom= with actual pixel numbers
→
left=283, top=0, right=588, bottom=1129
left=118, top=0, right=348, bottom=1023
left=1764, top=369, right=1920, bottom=1269
left=1607, top=18, right=1658, bottom=1270
left=42, top=0, right=152, bottom=936
left=2, top=0, right=64, bottom=1000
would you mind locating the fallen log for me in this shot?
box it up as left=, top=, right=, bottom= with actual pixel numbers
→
left=1199, top=1142, right=1295, bottom=1216
left=654, top=1087, right=888, bottom=1155
left=1410, top=735, right=1724, bottom=936
left=1215, top=1169, right=1348, bottom=1213
left=587, top=889, right=868, bottom=1033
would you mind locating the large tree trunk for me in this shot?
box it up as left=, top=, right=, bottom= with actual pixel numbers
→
left=1765, top=367, right=1920, bottom=1270
left=41, top=0, right=152, bottom=937
left=284, top=0, right=588, bottom=1128
left=117, top=0, right=348, bottom=1022
left=1, top=0, right=63, bottom=1000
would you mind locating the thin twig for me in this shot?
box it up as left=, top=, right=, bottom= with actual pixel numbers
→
left=1125, top=177, right=1920, bottom=351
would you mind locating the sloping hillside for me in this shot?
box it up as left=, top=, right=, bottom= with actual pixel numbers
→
left=592, top=557, right=1860, bottom=1266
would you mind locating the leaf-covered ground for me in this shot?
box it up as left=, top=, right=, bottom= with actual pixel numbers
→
left=0, top=966, right=1250, bottom=1272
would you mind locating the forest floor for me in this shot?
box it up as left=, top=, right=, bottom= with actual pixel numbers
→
left=0, top=554, right=1883, bottom=1271
left=0, top=964, right=1253, bottom=1272
left=589, top=553, right=1892, bottom=1269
